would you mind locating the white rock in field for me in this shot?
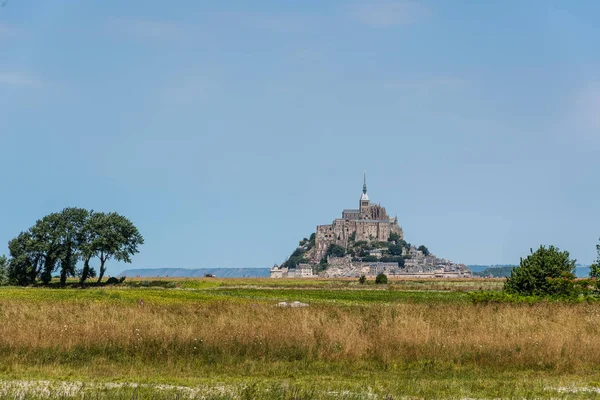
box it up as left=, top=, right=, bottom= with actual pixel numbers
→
left=276, top=301, right=309, bottom=308
left=290, top=301, right=309, bottom=308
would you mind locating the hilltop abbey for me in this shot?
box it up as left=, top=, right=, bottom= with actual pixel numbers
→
left=271, top=174, right=472, bottom=279
left=315, top=175, right=404, bottom=260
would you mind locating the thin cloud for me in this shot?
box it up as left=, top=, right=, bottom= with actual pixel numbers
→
left=0, top=72, right=38, bottom=86
left=347, top=1, right=429, bottom=27
left=107, top=17, right=190, bottom=41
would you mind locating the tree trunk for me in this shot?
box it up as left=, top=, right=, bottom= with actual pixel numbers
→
left=97, top=258, right=106, bottom=283
left=41, top=256, right=54, bottom=285
left=80, top=256, right=91, bottom=284
left=60, top=268, right=67, bottom=286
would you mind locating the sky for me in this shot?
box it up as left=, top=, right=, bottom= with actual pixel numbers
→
left=1, top=0, right=599, bottom=276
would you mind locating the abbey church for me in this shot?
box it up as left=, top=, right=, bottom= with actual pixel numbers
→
left=314, top=175, right=404, bottom=260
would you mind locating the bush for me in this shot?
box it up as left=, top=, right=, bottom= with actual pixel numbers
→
left=0, top=255, right=8, bottom=286
left=375, top=273, right=388, bottom=284
left=388, top=244, right=403, bottom=256
left=505, top=245, right=576, bottom=296
left=326, top=244, right=346, bottom=258
left=591, top=238, right=600, bottom=278
left=358, top=275, right=366, bottom=284
left=417, top=245, right=430, bottom=256
left=388, top=232, right=401, bottom=243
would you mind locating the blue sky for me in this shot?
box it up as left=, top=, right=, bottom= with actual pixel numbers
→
left=1, top=1, right=599, bottom=275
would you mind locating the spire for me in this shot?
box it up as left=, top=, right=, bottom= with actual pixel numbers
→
left=360, top=171, right=369, bottom=202
left=363, top=171, right=367, bottom=194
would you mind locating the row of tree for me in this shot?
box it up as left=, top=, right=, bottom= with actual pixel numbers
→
left=0, top=208, right=143, bottom=286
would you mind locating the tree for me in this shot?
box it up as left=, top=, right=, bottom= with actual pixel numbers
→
left=55, top=208, right=90, bottom=286
left=90, top=212, right=144, bottom=283
left=29, top=212, right=65, bottom=284
left=591, top=238, right=600, bottom=279
left=388, top=232, right=401, bottom=243
left=375, top=273, right=388, bottom=284
left=505, top=245, right=576, bottom=296
left=4, top=208, right=143, bottom=286
left=7, top=231, right=43, bottom=286
left=358, top=275, right=366, bottom=284
left=326, top=244, right=346, bottom=258
left=418, top=245, right=430, bottom=256
left=0, top=255, right=8, bottom=286
left=388, top=244, right=403, bottom=256
left=380, top=256, right=405, bottom=267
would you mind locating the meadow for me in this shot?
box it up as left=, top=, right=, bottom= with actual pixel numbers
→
left=1, top=277, right=600, bottom=399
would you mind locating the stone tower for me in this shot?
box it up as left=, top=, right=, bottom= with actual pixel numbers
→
left=360, top=172, right=369, bottom=214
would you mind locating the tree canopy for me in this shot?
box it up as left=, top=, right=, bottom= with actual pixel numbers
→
left=417, top=245, right=430, bottom=256
left=326, top=244, right=346, bottom=258
left=0, top=255, right=7, bottom=286
left=504, top=245, right=576, bottom=296
left=3, top=208, right=143, bottom=286
left=388, top=244, right=403, bottom=256
left=591, top=238, right=600, bottom=279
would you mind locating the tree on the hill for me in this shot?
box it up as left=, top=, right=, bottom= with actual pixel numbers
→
left=418, top=245, right=430, bottom=256
left=388, top=244, right=403, bottom=256
left=388, top=232, right=401, bottom=243
left=348, top=232, right=356, bottom=243
left=505, top=245, right=576, bottom=296
left=381, top=256, right=405, bottom=267
left=326, top=244, right=346, bottom=258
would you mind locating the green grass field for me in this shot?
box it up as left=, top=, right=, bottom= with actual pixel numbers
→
left=1, top=277, right=599, bottom=399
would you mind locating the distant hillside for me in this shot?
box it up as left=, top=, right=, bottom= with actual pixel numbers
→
left=472, top=265, right=591, bottom=278
left=473, top=266, right=515, bottom=278
left=119, top=268, right=270, bottom=278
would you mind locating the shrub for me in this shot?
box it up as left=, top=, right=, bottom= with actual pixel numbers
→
left=591, top=238, right=600, bottom=278
left=375, top=273, right=388, bottom=284
left=358, top=275, right=366, bottom=284
left=388, top=244, right=403, bottom=256
left=106, top=277, right=120, bottom=285
left=418, top=245, right=430, bottom=256
left=505, top=245, right=576, bottom=296
left=388, top=232, right=401, bottom=243
left=326, top=244, right=346, bottom=258
left=0, top=255, right=7, bottom=286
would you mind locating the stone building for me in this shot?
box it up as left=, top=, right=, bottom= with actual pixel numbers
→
left=314, top=174, right=403, bottom=260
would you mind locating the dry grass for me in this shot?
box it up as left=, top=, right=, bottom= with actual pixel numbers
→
left=0, top=298, right=598, bottom=373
